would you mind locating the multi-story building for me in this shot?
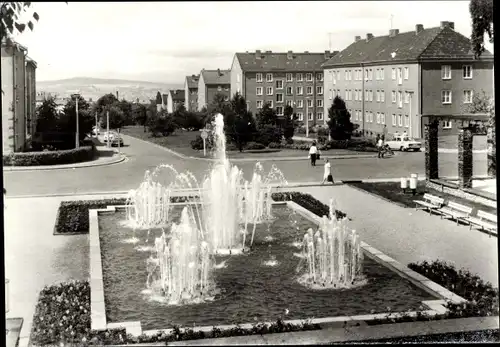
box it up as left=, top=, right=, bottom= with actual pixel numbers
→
left=322, top=21, right=494, bottom=138
left=197, top=69, right=231, bottom=111
left=25, top=57, right=37, bottom=137
left=2, top=40, right=27, bottom=154
left=166, top=89, right=185, bottom=113
left=184, top=74, right=199, bottom=112
left=230, top=50, right=337, bottom=124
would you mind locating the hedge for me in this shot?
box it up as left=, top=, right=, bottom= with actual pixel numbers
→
left=271, top=192, right=347, bottom=220
left=30, top=280, right=320, bottom=346
left=54, top=196, right=197, bottom=234
left=3, top=146, right=96, bottom=166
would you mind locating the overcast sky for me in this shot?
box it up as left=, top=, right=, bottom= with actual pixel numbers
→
left=13, top=1, right=493, bottom=84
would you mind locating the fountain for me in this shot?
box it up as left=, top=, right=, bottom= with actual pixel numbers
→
left=299, top=199, right=364, bottom=289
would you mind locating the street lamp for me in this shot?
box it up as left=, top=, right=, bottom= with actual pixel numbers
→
left=407, top=91, right=414, bottom=138
left=72, top=93, right=81, bottom=149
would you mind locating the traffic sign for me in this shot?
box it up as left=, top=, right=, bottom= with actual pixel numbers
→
left=201, top=130, right=208, bottom=139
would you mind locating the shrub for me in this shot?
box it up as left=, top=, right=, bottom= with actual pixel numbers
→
left=285, top=138, right=294, bottom=145
left=271, top=192, right=347, bottom=220
left=245, top=142, right=266, bottom=150
left=225, top=143, right=238, bottom=151
left=268, top=142, right=281, bottom=149
left=317, top=127, right=329, bottom=137
left=317, top=135, right=328, bottom=145
left=3, top=146, right=96, bottom=166
left=191, top=135, right=214, bottom=150
left=324, top=140, right=349, bottom=149
left=255, top=124, right=283, bottom=146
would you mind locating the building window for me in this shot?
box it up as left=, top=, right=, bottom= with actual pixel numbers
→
left=404, top=92, right=410, bottom=104
left=266, top=87, right=273, bottom=96
left=276, top=93, right=284, bottom=103
left=296, top=73, right=303, bottom=82
left=441, top=90, right=452, bottom=104
left=349, top=70, right=353, bottom=80
left=306, top=86, right=313, bottom=95
left=286, top=73, right=293, bottom=82
left=329, top=89, right=333, bottom=100
left=392, top=114, right=397, bottom=126
left=404, top=115, right=409, bottom=128
left=297, top=99, right=303, bottom=108
left=391, top=68, right=396, bottom=80
left=354, top=90, right=358, bottom=101
left=369, top=90, right=373, bottom=102
left=317, top=112, right=324, bottom=121
left=286, top=100, right=293, bottom=107
left=307, top=99, right=313, bottom=108
left=398, top=114, right=403, bottom=126
left=266, top=73, right=273, bottom=82
left=306, top=73, right=313, bottom=81
left=256, top=100, right=263, bottom=109
left=256, top=73, right=263, bottom=82
left=376, top=90, right=380, bottom=102
left=463, top=90, right=473, bottom=104
left=463, top=65, right=472, bottom=79
left=316, top=73, right=323, bottom=81
left=380, top=68, right=384, bottom=80
left=380, top=112, right=385, bottom=124
left=391, top=91, right=396, bottom=103
left=308, top=112, right=313, bottom=121
left=368, top=69, right=373, bottom=80
left=380, top=90, right=385, bottom=102
left=268, top=100, right=273, bottom=108
left=376, top=112, right=381, bottom=124
left=398, top=91, right=403, bottom=108
left=286, top=86, right=293, bottom=95
left=397, top=68, right=403, bottom=85
left=297, top=86, right=303, bottom=95
left=316, top=99, right=323, bottom=107
left=346, top=90, right=349, bottom=100
left=345, top=70, right=349, bottom=80
left=217, top=86, right=222, bottom=91
left=404, top=67, right=409, bottom=80
left=365, top=111, right=370, bottom=122
left=316, top=86, right=323, bottom=95
left=441, top=65, right=451, bottom=80
left=443, top=120, right=452, bottom=129
left=256, top=87, right=263, bottom=96
left=276, top=106, right=284, bottom=116
left=375, top=69, right=380, bottom=80
left=297, top=112, right=304, bottom=121
left=276, top=80, right=283, bottom=89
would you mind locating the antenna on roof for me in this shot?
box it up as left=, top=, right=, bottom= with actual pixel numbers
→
left=390, top=14, right=394, bottom=30
left=328, top=32, right=333, bottom=52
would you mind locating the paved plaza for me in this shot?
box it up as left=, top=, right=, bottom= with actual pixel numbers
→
left=3, top=136, right=497, bottom=345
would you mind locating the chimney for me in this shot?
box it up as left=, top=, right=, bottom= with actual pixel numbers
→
left=217, top=68, right=221, bottom=76
left=255, top=50, right=262, bottom=59
left=265, top=50, right=272, bottom=53
left=366, top=33, right=374, bottom=41
left=324, top=50, right=330, bottom=59
left=389, top=29, right=399, bottom=37
left=440, top=21, right=454, bottom=29
left=354, top=35, right=361, bottom=42
left=304, top=51, right=309, bottom=53
left=287, top=50, right=293, bottom=59
left=415, top=24, right=424, bottom=34
left=116, top=91, right=119, bottom=99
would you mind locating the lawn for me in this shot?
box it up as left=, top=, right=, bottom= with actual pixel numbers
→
left=349, top=181, right=496, bottom=216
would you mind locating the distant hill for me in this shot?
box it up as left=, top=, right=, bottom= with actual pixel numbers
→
left=36, top=77, right=183, bottom=103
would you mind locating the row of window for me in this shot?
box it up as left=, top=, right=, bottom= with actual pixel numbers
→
left=256, top=72, right=323, bottom=83
left=296, top=112, right=324, bottom=121
left=256, top=98, right=323, bottom=109
left=351, top=110, right=410, bottom=128
left=442, top=65, right=473, bottom=79
left=256, top=85, right=323, bottom=96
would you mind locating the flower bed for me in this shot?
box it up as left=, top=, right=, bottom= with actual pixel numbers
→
left=29, top=281, right=319, bottom=346
left=3, top=146, right=96, bottom=166
left=271, top=192, right=347, bottom=220
left=54, top=197, right=195, bottom=234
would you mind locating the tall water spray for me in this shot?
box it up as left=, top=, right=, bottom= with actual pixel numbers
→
left=300, top=199, right=364, bottom=289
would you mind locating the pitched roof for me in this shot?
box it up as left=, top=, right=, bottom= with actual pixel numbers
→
left=201, top=69, right=231, bottom=84
left=323, top=25, right=493, bottom=67
left=169, top=89, right=185, bottom=101
left=186, top=75, right=199, bottom=89
left=236, top=51, right=338, bottom=72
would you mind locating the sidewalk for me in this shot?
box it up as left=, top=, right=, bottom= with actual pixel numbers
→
left=3, top=146, right=126, bottom=172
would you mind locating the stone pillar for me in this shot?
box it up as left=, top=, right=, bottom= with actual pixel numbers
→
left=487, top=125, right=496, bottom=177
left=458, top=127, right=473, bottom=188
left=424, top=120, right=439, bottom=180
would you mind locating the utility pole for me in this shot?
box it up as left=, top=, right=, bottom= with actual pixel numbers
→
left=72, top=94, right=80, bottom=149
left=106, top=110, right=110, bottom=148
left=95, top=112, right=98, bottom=137
left=390, top=14, right=394, bottom=30
left=328, top=32, right=333, bottom=52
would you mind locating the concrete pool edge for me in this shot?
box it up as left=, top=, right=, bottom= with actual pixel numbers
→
left=89, top=200, right=467, bottom=338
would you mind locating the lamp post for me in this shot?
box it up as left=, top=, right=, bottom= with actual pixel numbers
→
left=305, top=99, right=309, bottom=138
left=408, top=91, right=414, bottom=138
left=72, top=94, right=80, bottom=148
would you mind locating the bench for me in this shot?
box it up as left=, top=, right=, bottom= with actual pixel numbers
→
left=414, top=193, right=445, bottom=214
left=466, top=210, right=498, bottom=235
left=436, top=201, right=473, bottom=225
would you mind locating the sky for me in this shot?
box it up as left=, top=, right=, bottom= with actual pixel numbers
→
left=13, top=1, right=493, bottom=84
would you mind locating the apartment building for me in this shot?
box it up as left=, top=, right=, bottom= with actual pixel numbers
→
left=197, top=69, right=231, bottom=111
left=184, top=74, right=199, bottom=112
left=230, top=50, right=337, bottom=124
left=322, top=21, right=494, bottom=138
left=166, top=89, right=185, bottom=113
left=25, top=57, right=37, bottom=136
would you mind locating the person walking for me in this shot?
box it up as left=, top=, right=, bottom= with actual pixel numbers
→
left=309, top=142, right=318, bottom=166
left=382, top=125, right=388, bottom=140
left=377, top=135, right=384, bottom=158
left=322, top=159, right=334, bottom=184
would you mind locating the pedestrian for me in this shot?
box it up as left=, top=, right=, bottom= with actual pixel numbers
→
left=377, top=135, right=384, bottom=158
left=309, top=142, right=318, bottom=166
left=322, top=159, right=334, bottom=184
left=383, top=125, right=388, bottom=140
left=402, top=130, right=408, bottom=139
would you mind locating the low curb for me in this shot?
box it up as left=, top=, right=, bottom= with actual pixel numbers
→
left=3, top=154, right=126, bottom=172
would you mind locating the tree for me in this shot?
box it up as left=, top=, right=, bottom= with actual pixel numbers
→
left=147, top=109, right=176, bottom=137
left=35, top=96, right=59, bottom=133
left=94, top=93, right=119, bottom=116
left=282, top=105, right=297, bottom=141
left=60, top=95, right=93, bottom=140
left=172, top=104, right=188, bottom=129
left=224, top=93, right=256, bottom=151
left=463, top=90, right=491, bottom=114
left=131, top=103, right=147, bottom=126
left=327, top=96, right=354, bottom=140
left=0, top=2, right=40, bottom=43
left=469, top=0, right=494, bottom=59
left=116, top=99, right=133, bottom=125
left=255, top=102, right=278, bottom=128
left=206, top=93, right=231, bottom=117
left=100, top=105, right=125, bottom=130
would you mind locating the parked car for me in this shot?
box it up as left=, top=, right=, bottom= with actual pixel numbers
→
left=92, top=126, right=100, bottom=136
left=103, top=131, right=124, bottom=146
left=385, top=134, right=422, bottom=152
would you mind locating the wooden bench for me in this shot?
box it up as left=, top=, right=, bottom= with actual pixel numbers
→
left=414, top=193, right=445, bottom=214
left=436, top=201, right=473, bottom=225
left=466, top=210, right=498, bottom=235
